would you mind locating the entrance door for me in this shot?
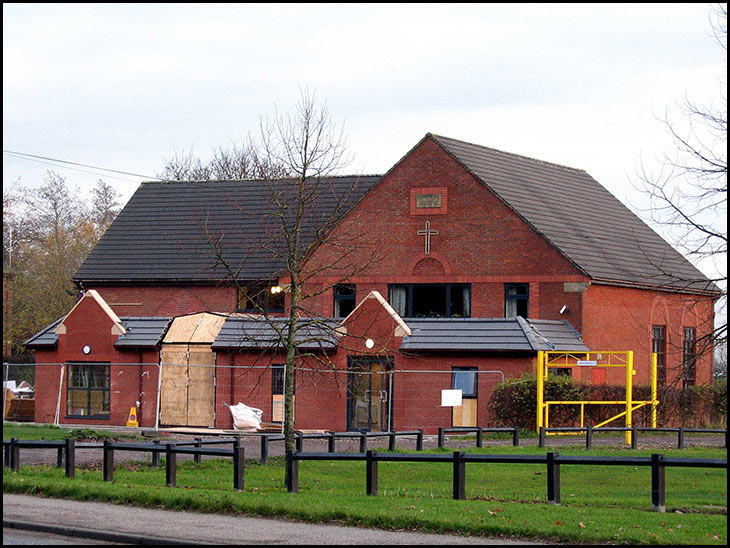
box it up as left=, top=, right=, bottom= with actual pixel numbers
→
left=159, top=344, right=215, bottom=427
left=347, top=356, right=393, bottom=431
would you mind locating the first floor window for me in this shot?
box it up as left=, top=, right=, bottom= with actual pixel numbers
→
left=652, top=325, right=667, bottom=387
left=66, top=362, right=110, bottom=418
left=505, top=283, right=529, bottom=318
left=388, top=284, right=470, bottom=318
left=334, top=284, right=356, bottom=318
left=682, top=327, right=697, bottom=388
left=237, top=281, right=285, bottom=313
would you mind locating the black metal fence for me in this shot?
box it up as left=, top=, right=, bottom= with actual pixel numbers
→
left=4, top=428, right=727, bottom=512
left=539, top=426, right=728, bottom=450
left=285, top=449, right=727, bottom=512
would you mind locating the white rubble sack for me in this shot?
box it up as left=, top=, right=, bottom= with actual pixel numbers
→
left=225, top=402, right=263, bottom=431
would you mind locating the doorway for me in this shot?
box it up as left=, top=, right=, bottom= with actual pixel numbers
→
left=347, top=356, right=393, bottom=432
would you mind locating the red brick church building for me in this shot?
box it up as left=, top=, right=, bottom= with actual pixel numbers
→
left=25, top=134, right=718, bottom=432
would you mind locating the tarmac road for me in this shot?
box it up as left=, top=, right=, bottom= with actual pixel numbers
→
left=3, top=494, right=540, bottom=545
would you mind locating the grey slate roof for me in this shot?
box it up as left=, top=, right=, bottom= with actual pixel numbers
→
left=114, top=317, right=173, bottom=348
left=25, top=313, right=585, bottom=353
left=431, top=134, right=717, bottom=294
left=24, top=317, right=172, bottom=349
left=22, top=317, right=64, bottom=348
left=399, top=318, right=588, bottom=352
left=73, top=175, right=380, bottom=283
left=212, top=317, right=340, bottom=350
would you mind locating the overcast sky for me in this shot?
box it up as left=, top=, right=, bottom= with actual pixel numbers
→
left=3, top=3, right=726, bottom=277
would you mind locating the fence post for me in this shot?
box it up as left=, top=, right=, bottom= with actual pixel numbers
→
left=631, top=427, right=638, bottom=450
left=327, top=432, right=336, bottom=453
left=539, top=427, right=546, bottom=448
left=10, top=438, right=19, bottom=471
left=56, top=445, right=64, bottom=468
left=194, top=438, right=202, bottom=464
left=678, top=428, right=684, bottom=450
left=512, top=427, right=520, bottom=447
left=165, top=444, right=177, bottom=488
left=359, top=432, right=367, bottom=453
left=233, top=439, right=244, bottom=491
left=476, top=428, right=483, bottom=448
left=452, top=451, right=465, bottom=500
left=366, top=450, right=378, bottom=496
left=260, top=435, right=269, bottom=464
left=438, top=428, right=445, bottom=448
left=585, top=426, right=593, bottom=450
left=64, top=438, right=75, bottom=479
left=103, top=440, right=114, bottom=482
left=651, top=454, right=666, bottom=512
left=151, top=439, right=160, bottom=467
left=546, top=452, right=560, bottom=505
left=416, top=429, right=423, bottom=451
left=388, top=432, right=396, bottom=452
left=286, top=450, right=298, bottom=493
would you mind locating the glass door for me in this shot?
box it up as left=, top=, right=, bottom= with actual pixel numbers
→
left=347, top=356, right=393, bottom=431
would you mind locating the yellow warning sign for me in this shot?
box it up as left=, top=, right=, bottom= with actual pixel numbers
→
left=126, top=407, right=139, bottom=427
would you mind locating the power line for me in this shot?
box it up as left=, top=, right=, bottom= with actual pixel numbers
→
left=3, top=149, right=163, bottom=181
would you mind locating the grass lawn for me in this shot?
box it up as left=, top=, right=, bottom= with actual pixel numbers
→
left=3, top=425, right=726, bottom=545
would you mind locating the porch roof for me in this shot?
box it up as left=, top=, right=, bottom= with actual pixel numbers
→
left=399, top=317, right=588, bottom=352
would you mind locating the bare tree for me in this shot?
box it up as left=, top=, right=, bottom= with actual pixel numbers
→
left=200, top=90, right=381, bottom=459
left=90, top=179, right=121, bottom=232
left=635, top=4, right=727, bottom=380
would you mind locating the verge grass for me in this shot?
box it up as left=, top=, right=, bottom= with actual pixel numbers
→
left=3, top=443, right=726, bottom=545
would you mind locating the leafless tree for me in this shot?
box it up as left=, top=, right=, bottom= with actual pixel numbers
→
left=199, top=90, right=381, bottom=459
left=635, top=4, right=727, bottom=379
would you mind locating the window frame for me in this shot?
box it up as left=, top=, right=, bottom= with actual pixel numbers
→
left=237, top=281, right=285, bottom=313
left=652, top=325, right=667, bottom=387
left=66, top=362, right=110, bottom=419
left=387, top=283, right=471, bottom=318
left=504, top=283, right=529, bottom=318
left=682, top=327, right=697, bottom=388
left=451, top=367, right=478, bottom=399
left=333, top=283, right=356, bottom=318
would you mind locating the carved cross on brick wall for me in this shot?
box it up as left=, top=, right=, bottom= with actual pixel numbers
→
left=417, top=220, right=439, bottom=255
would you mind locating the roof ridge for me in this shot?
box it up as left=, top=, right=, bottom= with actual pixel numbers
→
left=429, top=133, right=588, bottom=175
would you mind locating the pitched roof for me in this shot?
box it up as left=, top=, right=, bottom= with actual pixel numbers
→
left=430, top=134, right=717, bottom=294
left=24, top=317, right=172, bottom=349
left=399, top=317, right=588, bottom=352
left=73, top=175, right=380, bottom=284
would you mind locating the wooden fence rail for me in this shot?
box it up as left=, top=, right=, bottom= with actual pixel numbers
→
left=286, top=450, right=727, bottom=512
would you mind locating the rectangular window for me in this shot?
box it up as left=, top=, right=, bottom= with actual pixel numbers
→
left=452, top=367, right=477, bottom=398
left=682, top=327, right=696, bottom=388
left=388, top=284, right=470, bottom=318
left=237, top=282, right=285, bottom=313
left=66, top=362, right=110, bottom=418
left=652, top=325, right=667, bottom=387
left=271, top=364, right=294, bottom=423
left=333, top=284, right=356, bottom=318
left=505, top=283, right=529, bottom=318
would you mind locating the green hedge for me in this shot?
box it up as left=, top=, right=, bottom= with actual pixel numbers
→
left=488, top=375, right=727, bottom=429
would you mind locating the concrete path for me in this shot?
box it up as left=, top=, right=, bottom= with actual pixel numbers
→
left=3, top=494, right=541, bottom=545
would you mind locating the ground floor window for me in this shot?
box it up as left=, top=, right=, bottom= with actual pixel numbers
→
left=652, top=325, right=667, bottom=387
left=451, top=367, right=478, bottom=427
left=66, top=362, right=110, bottom=418
left=682, top=327, right=696, bottom=388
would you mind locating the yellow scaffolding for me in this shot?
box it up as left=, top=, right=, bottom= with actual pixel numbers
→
left=536, top=351, right=659, bottom=444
